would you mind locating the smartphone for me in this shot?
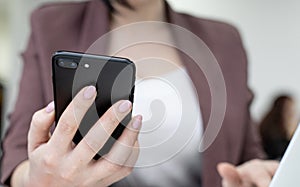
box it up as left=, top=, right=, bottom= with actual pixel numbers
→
left=52, top=51, right=136, bottom=159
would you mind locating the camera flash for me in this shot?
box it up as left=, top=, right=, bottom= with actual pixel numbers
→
left=84, top=63, right=90, bottom=68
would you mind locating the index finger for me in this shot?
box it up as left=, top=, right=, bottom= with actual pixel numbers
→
left=48, top=86, right=96, bottom=153
left=28, top=101, right=55, bottom=153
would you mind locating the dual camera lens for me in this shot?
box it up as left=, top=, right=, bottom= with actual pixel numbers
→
left=57, top=59, right=90, bottom=69
left=58, top=59, right=78, bottom=69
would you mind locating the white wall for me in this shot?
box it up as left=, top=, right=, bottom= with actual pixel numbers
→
left=1, top=0, right=300, bottom=131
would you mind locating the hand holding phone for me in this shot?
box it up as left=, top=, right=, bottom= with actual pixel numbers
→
left=12, top=52, right=142, bottom=187
left=17, top=87, right=142, bottom=187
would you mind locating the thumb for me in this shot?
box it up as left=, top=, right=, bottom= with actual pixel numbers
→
left=217, top=162, right=242, bottom=187
left=28, top=101, right=55, bottom=153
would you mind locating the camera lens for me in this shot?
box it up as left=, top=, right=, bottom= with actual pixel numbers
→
left=57, top=59, right=78, bottom=69
left=58, top=61, right=65, bottom=66
left=70, top=62, right=77, bottom=68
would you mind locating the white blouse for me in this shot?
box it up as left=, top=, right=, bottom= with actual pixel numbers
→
left=119, top=68, right=203, bottom=186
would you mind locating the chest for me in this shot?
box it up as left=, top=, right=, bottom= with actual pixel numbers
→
left=107, top=26, right=183, bottom=79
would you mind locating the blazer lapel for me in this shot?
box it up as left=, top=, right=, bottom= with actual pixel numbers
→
left=78, top=0, right=110, bottom=53
left=167, top=5, right=228, bottom=187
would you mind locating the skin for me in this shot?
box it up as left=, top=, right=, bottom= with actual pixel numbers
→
left=218, top=160, right=279, bottom=187
left=110, top=0, right=166, bottom=28
left=12, top=86, right=142, bottom=187
left=109, top=0, right=184, bottom=78
left=11, top=0, right=279, bottom=186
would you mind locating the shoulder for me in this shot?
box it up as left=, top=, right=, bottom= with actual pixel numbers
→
left=31, top=1, right=88, bottom=18
left=30, top=1, right=88, bottom=27
left=176, top=12, right=247, bottom=64
left=173, top=12, right=249, bottom=81
left=179, top=12, right=240, bottom=35
left=175, top=12, right=243, bottom=45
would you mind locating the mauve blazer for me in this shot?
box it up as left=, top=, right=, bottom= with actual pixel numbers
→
left=1, top=0, right=265, bottom=186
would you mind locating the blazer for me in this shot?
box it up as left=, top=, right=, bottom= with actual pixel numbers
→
left=1, top=0, right=265, bottom=186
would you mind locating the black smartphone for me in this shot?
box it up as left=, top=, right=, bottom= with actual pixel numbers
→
left=52, top=51, right=136, bottom=159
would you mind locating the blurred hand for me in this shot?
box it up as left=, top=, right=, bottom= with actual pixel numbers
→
left=218, top=159, right=279, bottom=187
left=12, top=86, right=142, bottom=187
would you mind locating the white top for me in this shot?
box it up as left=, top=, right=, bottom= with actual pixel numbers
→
left=116, top=68, right=203, bottom=186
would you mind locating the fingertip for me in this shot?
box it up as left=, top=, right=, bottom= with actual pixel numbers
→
left=217, top=162, right=232, bottom=177
left=135, top=115, right=143, bottom=121
left=118, top=100, right=132, bottom=113
left=217, top=162, right=241, bottom=185
left=45, top=101, right=55, bottom=113
left=83, top=85, right=97, bottom=100
left=132, top=115, right=143, bottom=130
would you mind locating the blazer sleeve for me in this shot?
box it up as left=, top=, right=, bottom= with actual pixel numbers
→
left=1, top=29, right=46, bottom=185
left=240, top=39, right=266, bottom=162
left=234, top=26, right=266, bottom=162
left=241, top=90, right=266, bottom=162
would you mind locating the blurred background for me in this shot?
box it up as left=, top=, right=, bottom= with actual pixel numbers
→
left=0, top=0, right=300, bottom=135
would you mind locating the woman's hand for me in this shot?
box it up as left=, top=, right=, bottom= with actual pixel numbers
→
left=11, top=86, right=142, bottom=187
left=218, top=159, right=279, bottom=187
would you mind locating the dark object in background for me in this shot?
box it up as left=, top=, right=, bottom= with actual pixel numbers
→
left=259, top=95, right=298, bottom=160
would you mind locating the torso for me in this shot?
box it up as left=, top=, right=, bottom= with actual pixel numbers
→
left=108, top=16, right=203, bottom=186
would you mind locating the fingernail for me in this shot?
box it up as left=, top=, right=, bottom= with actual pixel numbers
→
left=45, top=101, right=54, bottom=113
left=83, top=86, right=96, bottom=100
left=118, top=100, right=132, bottom=113
left=132, top=115, right=142, bottom=130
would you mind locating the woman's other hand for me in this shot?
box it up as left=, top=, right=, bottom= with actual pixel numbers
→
left=218, top=159, right=279, bottom=187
